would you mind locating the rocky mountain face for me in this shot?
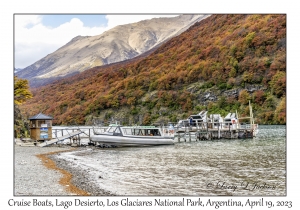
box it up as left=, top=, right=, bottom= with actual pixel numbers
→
left=16, top=14, right=209, bottom=87
left=14, top=68, right=23, bottom=73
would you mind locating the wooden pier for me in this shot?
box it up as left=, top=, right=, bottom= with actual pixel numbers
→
left=33, top=126, right=94, bottom=147
left=22, top=101, right=258, bottom=147
left=173, top=101, right=258, bottom=142
left=174, top=123, right=257, bottom=142
left=38, top=130, right=84, bottom=147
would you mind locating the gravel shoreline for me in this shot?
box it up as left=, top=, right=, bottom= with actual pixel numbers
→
left=49, top=148, right=114, bottom=196
left=14, top=144, right=113, bottom=196
left=14, top=145, right=74, bottom=196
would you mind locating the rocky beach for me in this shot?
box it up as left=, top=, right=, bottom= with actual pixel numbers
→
left=14, top=142, right=112, bottom=196
left=49, top=149, right=114, bottom=196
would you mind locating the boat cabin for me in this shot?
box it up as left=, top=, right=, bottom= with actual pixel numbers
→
left=175, top=111, right=208, bottom=127
left=189, top=110, right=208, bottom=126
left=208, top=114, right=223, bottom=128
left=104, top=125, right=162, bottom=137
left=224, top=113, right=238, bottom=128
left=176, top=120, right=189, bottom=128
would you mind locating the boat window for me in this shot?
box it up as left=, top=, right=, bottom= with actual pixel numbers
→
left=107, top=127, right=117, bottom=133
left=191, top=115, right=201, bottom=119
left=137, top=129, right=145, bottom=136
left=122, top=128, right=133, bottom=135
left=122, top=128, right=161, bottom=136
left=146, top=130, right=152, bottom=136
left=114, top=127, right=121, bottom=134
left=150, top=129, right=161, bottom=136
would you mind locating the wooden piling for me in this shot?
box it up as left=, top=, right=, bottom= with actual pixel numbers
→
left=218, top=122, right=220, bottom=139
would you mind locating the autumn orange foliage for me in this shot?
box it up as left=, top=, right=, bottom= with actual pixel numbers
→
left=21, top=14, right=286, bottom=125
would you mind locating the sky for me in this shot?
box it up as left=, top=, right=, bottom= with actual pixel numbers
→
left=14, top=14, right=178, bottom=69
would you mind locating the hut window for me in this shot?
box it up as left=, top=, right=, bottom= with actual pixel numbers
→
left=30, top=121, right=35, bottom=127
left=37, top=120, right=46, bottom=127
left=45, top=120, right=52, bottom=127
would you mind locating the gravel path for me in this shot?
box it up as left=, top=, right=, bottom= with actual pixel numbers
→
left=14, top=145, right=75, bottom=196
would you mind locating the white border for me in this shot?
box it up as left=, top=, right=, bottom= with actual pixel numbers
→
left=2, top=0, right=297, bottom=209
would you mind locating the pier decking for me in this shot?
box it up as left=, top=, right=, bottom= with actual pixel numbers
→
left=174, top=125, right=257, bottom=142
left=38, top=130, right=84, bottom=147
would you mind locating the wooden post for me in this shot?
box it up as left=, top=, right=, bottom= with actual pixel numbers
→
left=206, top=122, right=209, bottom=140
left=218, top=122, right=220, bottom=139
left=206, top=122, right=208, bottom=133
left=236, top=110, right=239, bottom=129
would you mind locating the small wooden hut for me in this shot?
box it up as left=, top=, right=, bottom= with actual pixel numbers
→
left=29, top=113, right=53, bottom=140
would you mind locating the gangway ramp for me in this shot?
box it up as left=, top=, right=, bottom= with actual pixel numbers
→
left=38, top=130, right=84, bottom=147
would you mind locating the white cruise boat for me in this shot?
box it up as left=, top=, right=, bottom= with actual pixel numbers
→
left=175, top=110, right=208, bottom=132
left=90, top=125, right=174, bottom=146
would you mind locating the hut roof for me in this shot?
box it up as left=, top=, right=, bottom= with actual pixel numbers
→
left=29, top=113, right=53, bottom=120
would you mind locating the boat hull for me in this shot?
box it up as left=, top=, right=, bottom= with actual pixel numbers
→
left=90, top=134, right=174, bottom=146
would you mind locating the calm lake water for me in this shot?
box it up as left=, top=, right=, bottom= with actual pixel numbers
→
left=56, top=125, right=286, bottom=196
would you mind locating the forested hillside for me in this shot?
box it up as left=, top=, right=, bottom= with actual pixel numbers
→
left=21, top=14, right=286, bottom=125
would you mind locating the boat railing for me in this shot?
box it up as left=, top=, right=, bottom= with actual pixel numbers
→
left=93, top=126, right=107, bottom=135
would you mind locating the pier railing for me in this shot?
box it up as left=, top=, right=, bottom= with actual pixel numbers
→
left=171, top=121, right=258, bottom=141
left=173, top=121, right=257, bottom=130
left=52, top=126, right=94, bottom=139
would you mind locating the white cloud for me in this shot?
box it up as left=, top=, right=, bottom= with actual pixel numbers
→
left=14, top=14, right=178, bottom=69
left=15, top=15, right=42, bottom=28
left=15, top=15, right=107, bottom=68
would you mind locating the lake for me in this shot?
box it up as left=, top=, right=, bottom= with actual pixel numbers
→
left=55, top=125, right=286, bottom=196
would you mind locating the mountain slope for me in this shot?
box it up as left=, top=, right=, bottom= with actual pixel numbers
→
left=16, top=14, right=209, bottom=87
left=21, top=14, right=286, bottom=125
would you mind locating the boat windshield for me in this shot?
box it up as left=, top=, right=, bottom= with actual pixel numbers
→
left=122, top=128, right=161, bottom=136
left=191, top=115, right=202, bottom=119
left=107, top=126, right=117, bottom=133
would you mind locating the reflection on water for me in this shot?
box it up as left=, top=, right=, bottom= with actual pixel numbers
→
left=57, top=125, right=286, bottom=196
